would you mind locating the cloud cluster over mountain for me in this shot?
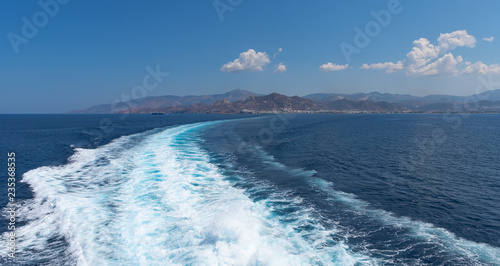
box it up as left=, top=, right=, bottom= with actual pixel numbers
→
left=220, top=49, right=271, bottom=72
left=361, top=30, right=500, bottom=76
left=219, top=30, right=498, bottom=78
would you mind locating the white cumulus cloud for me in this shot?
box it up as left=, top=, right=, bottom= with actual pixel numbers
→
left=406, top=30, right=475, bottom=76
left=319, top=62, right=349, bottom=72
left=483, top=36, right=494, bottom=42
left=462, top=61, right=500, bottom=75
left=408, top=53, right=463, bottom=76
left=220, top=49, right=271, bottom=72
left=360, top=30, right=500, bottom=76
left=436, top=30, right=476, bottom=51
left=360, top=61, right=404, bottom=73
left=274, top=63, right=286, bottom=73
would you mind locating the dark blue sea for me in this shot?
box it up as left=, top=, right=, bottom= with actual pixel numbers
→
left=1, top=114, right=499, bottom=265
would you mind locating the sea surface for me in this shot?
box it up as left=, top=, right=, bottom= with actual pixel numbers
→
left=1, top=114, right=499, bottom=265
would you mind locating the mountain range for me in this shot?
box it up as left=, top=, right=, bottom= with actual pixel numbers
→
left=69, top=89, right=500, bottom=114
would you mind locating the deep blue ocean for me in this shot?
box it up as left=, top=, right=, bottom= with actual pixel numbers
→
left=1, top=114, right=499, bottom=265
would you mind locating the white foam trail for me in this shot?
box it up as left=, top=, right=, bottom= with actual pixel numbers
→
left=1, top=121, right=374, bottom=265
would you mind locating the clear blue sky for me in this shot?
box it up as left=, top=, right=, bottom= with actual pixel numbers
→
left=1, top=0, right=500, bottom=113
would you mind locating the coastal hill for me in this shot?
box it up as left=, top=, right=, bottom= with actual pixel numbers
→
left=69, top=89, right=259, bottom=114
left=304, top=90, right=500, bottom=109
left=114, top=92, right=405, bottom=114
left=162, top=93, right=324, bottom=114
left=70, top=89, right=500, bottom=114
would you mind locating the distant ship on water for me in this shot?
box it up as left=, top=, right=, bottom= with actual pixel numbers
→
left=151, top=111, right=165, bottom=115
